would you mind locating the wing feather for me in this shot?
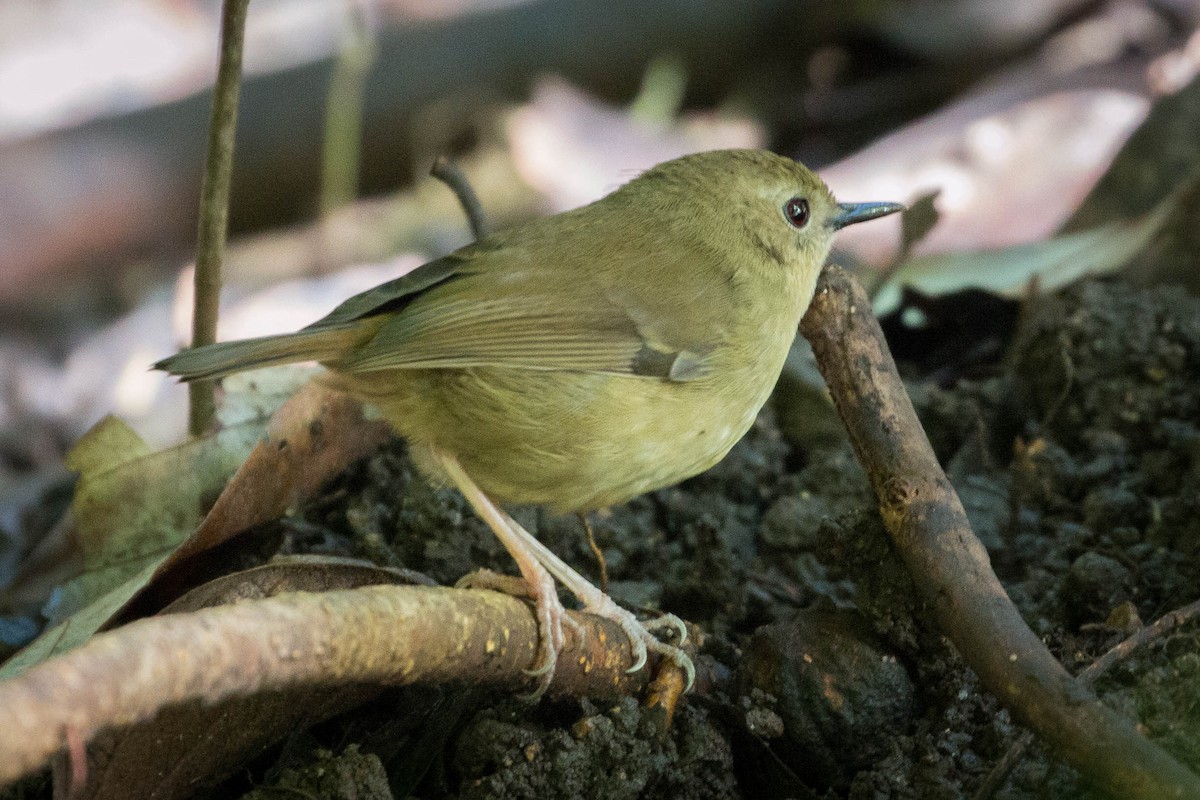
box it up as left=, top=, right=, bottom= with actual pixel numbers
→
left=341, top=287, right=707, bottom=380
left=307, top=240, right=710, bottom=381
left=302, top=252, right=470, bottom=330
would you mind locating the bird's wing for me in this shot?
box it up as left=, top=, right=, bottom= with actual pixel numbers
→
left=302, top=251, right=469, bottom=330
left=331, top=247, right=711, bottom=381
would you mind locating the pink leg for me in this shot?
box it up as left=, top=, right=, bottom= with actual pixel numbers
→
left=436, top=450, right=695, bottom=694
left=499, top=510, right=694, bottom=691
left=436, top=451, right=564, bottom=697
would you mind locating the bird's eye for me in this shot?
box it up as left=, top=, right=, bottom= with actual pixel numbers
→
left=783, top=197, right=810, bottom=228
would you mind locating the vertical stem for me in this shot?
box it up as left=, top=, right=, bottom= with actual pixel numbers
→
left=189, top=0, right=251, bottom=437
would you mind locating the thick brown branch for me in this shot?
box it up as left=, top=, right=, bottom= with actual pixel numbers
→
left=0, top=585, right=650, bottom=786
left=799, top=266, right=1200, bottom=800
left=975, top=598, right=1200, bottom=800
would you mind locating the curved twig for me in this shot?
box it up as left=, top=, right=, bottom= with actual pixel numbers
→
left=0, top=585, right=654, bottom=786
left=431, top=156, right=488, bottom=240
left=799, top=266, right=1200, bottom=800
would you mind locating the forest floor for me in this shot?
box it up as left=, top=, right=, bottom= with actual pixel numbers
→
left=211, top=275, right=1200, bottom=800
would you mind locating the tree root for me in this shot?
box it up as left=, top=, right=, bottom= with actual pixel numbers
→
left=0, top=585, right=655, bottom=785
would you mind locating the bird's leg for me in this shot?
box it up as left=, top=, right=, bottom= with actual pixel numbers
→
left=435, top=450, right=564, bottom=698
left=499, top=510, right=695, bottom=692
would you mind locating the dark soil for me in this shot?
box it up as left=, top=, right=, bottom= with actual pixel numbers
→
left=227, top=277, right=1200, bottom=799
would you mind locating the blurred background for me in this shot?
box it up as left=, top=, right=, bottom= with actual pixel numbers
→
left=1, top=0, right=1199, bottom=518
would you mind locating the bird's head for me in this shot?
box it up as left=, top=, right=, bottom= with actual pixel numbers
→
left=627, top=149, right=903, bottom=293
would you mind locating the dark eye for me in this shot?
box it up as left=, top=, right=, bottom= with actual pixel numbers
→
left=783, top=197, right=809, bottom=228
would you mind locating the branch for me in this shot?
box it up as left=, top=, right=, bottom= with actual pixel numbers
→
left=0, top=585, right=655, bottom=786
left=1079, top=599, right=1200, bottom=686
left=974, top=597, right=1200, bottom=800
left=799, top=266, right=1200, bottom=800
left=189, top=0, right=251, bottom=436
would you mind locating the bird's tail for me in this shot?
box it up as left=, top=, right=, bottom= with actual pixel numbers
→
left=154, top=325, right=362, bottom=381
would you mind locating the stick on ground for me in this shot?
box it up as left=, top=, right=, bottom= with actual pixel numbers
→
left=974, top=598, right=1200, bottom=800
left=799, top=265, right=1200, bottom=800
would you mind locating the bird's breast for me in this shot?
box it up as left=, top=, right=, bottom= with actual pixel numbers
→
left=373, top=281, right=804, bottom=513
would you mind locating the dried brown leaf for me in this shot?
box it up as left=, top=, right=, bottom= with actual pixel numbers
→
left=110, top=382, right=392, bottom=622
left=1, top=381, right=390, bottom=679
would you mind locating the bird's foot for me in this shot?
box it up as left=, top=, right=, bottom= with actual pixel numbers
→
left=435, top=451, right=691, bottom=698
left=455, top=568, right=532, bottom=597
left=582, top=592, right=696, bottom=692
left=455, top=568, right=583, bottom=699
left=458, top=569, right=562, bottom=697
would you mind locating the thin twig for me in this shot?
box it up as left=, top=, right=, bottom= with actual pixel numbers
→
left=1079, top=599, right=1200, bottom=685
left=188, top=0, right=252, bottom=437
left=431, top=156, right=488, bottom=240
left=973, top=598, right=1200, bottom=800
left=579, top=513, right=609, bottom=593
left=799, top=266, right=1200, bottom=800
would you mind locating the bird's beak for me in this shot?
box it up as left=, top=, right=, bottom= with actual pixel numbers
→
left=830, top=202, right=905, bottom=230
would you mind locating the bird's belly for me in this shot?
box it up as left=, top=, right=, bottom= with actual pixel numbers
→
left=363, top=364, right=774, bottom=513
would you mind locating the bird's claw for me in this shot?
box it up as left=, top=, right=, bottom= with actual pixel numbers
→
left=460, top=567, right=564, bottom=700
left=618, top=617, right=695, bottom=692
left=627, top=638, right=649, bottom=674
left=581, top=595, right=695, bottom=692
left=519, top=570, right=565, bottom=700
left=642, top=612, right=689, bottom=646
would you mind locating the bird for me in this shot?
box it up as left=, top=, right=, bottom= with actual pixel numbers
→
left=156, top=148, right=903, bottom=696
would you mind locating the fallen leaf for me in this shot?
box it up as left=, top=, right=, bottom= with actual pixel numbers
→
left=0, top=403, right=268, bottom=678
left=48, top=416, right=264, bottom=625
left=872, top=201, right=1171, bottom=315
left=112, top=382, right=392, bottom=623
left=506, top=76, right=762, bottom=213
left=0, top=563, right=159, bottom=681
left=1064, top=71, right=1200, bottom=289
left=2, top=381, right=390, bottom=677
left=825, top=87, right=1149, bottom=267
left=159, top=556, right=436, bottom=613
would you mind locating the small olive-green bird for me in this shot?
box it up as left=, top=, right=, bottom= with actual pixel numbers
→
left=157, top=149, right=901, bottom=694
